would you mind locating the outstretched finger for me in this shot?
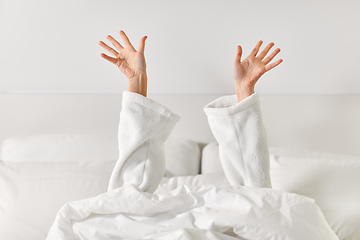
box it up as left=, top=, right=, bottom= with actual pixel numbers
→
left=265, top=59, right=283, bottom=72
left=99, top=41, right=119, bottom=57
left=138, top=36, right=147, bottom=55
left=263, top=48, right=281, bottom=65
left=119, top=30, right=135, bottom=50
left=106, top=35, right=124, bottom=51
left=100, top=53, right=117, bottom=65
left=250, top=40, right=263, bottom=57
left=257, top=42, right=275, bottom=60
left=234, top=45, right=242, bottom=63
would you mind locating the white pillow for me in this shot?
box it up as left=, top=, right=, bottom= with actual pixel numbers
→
left=201, top=142, right=360, bottom=240
left=201, top=142, right=222, bottom=174
left=269, top=146, right=360, bottom=161
left=0, top=134, right=119, bottom=162
left=270, top=155, right=360, bottom=240
left=201, top=143, right=360, bottom=173
left=164, top=136, right=200, bottom=177
left=0, top=134, right=201, bottom=176
left=0, top=135, right=201, bottom=239
left=0, top=160, right=116, bottom=240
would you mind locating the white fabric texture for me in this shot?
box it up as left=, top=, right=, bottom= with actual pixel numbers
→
left=200, top=144, right=360, bottom=240
left=0, top=160, right=116, bottom=240
left=268, top=146, right=360, bottom=161
left=204, top=92, right=271, bottom=188
left=201, top=141, right=223, bottom=174
left=0, top=134, right=119, bottom=162
left=0, top=164, right=336, bottom=240
left=47, top=184, right=337, bottom=240
left=47, top=91, right=338, bottom=240
left=202, top=144, right=360, bottom=175
left=108, top=91, right=181, bottom=192
left=164, top=136, right=200, bottom=177
left=270, top=154, right=360, bottom=240
left=155, top=172, right=230, bottom=195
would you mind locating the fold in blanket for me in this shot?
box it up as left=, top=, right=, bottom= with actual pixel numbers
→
left=47, top=184, right=338, bottom=240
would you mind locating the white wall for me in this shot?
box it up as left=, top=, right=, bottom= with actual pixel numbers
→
left=1, top=0, right=360, bottom=95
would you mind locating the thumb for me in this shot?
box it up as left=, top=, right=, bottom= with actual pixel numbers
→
left=234, top=45, right=242, bottom=63
left=138, top=36, right=147, bottom=54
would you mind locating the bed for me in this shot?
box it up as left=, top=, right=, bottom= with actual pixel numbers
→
left=0, top=94, right=359, bottom=239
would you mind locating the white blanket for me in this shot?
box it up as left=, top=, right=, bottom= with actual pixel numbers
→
left=47, top=184, right=337, bottom=240
left=47, top=91, right=338, bottom=239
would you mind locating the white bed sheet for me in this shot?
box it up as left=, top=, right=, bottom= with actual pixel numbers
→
left=47, top=184, right=337, bottom=240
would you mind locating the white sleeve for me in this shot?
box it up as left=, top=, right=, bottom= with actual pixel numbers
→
left=108, top=91, right=180, bottom=193
left=204, top=92, right=271, bottom=188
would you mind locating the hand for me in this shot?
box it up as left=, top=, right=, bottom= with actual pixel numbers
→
left=99, top=30, right=148, bottom=97
left=233, top=41, right=283, bottom=102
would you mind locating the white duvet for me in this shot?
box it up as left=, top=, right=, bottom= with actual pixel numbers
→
left=48, top=184, right=337, bottom=240
left=47, top=91, right=338, bottom=239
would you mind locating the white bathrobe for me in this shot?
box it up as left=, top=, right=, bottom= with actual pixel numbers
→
left=46, top=91, right=337, bottom=240
left=108, top=91, right=271, bottom=192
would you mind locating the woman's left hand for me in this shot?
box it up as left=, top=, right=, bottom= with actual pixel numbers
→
left=233, top=41, right=283, bottom=101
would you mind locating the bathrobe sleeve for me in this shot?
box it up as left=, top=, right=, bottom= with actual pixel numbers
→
left=204, top=92, right=271, bottom=188
left=108, top=91, right=181, bottom=193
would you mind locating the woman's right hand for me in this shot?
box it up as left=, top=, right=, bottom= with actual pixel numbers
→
left=99, top=30, right=148, bottom=97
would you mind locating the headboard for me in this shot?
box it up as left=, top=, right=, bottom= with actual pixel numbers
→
left=1, top=94, right=360, bottom=156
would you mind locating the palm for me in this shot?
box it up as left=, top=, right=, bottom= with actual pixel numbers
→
left=115, top=49, right=146, bottom=79
left=234, top=57, right=267, bottom=88
left=233, top=41, right=283, bottom=89
left=99, top=31, right=147, bottom=80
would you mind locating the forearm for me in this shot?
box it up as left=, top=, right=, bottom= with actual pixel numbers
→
left=128, top=73, right=148, bottom=97
left=204, top=92, right=271, bottom=188
left=108, top=91, right=180, bottom=192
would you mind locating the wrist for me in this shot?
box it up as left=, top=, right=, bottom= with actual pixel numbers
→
left=128, top=72, right=147, bottom=97
left=235, top=84, right=254, bottom=102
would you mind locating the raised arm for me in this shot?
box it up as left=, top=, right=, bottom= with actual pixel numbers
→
left=99, top=30, right=148, bottom=97
left=233, top=41, right=283, bottom=101
left=205, top=41, right=282, bottom=188
left=99, top=31, right=180, bottom=192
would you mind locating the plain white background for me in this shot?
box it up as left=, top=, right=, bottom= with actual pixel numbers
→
left=1, top=0, right=360, bottom=95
